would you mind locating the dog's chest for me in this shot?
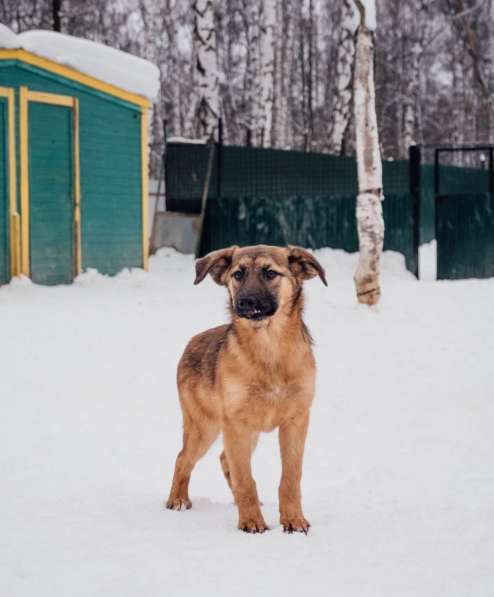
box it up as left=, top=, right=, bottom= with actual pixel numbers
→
left=225, top=371, right=312, bottom=431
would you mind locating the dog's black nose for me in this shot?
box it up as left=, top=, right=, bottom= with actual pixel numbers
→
left=237, top=296, right=257, bottom=310
left=235, top=294, right=277, bottom=319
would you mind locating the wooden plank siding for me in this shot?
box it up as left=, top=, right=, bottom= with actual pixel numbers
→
left=0, top=97, right=8, bottom=284
left=0, top=59, right=145, bottom=278
left=28, top=101, right=74, bottom=284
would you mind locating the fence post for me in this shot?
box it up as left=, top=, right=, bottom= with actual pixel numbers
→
left=489, top=148, right=493, bottom=194
left=217, top=117, right=223, bottom=199
left=163, top=118, right=168, bottom=212
left=409, top=144, right=421, bottom=279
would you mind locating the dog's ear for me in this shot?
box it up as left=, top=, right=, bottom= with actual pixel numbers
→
left=194, top=246, right=238, bottom=286
left=287, top=245, right=327, bottom=286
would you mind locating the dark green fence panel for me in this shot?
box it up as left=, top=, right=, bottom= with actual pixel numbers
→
left=438, top=165, right=489, bottom=194
left=165, top=142, right=217, bottom=213
left=420, top=164, right=435, bottom=244
left=436, top=193, right=494, bottom=280
left=200, top=195, right=357, bottom=257
left=166, top=142, right=410, bottom=207
left=200, top=193, right=416, bottom=273
left=420, top=163, right=488, bottom=245
left=166, top=142, right=493, bottom=257
left=0, top=99, right=8, bottom=285
left=383, top=192, right=416, bottom=273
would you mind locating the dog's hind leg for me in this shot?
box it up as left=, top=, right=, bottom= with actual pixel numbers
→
left=166, top=414, right=219, bottom=511
left=219, top=450, right=233, bottom=493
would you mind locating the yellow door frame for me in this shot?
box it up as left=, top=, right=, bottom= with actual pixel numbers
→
left=0, top=86, right=20, bottom=277
left=141, top=107, right=149, bottom=270
left=19, top=87, right=81, bottom=277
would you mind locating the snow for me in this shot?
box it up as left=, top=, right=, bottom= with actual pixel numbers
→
left=167, top=136, right=207, bottom=144
left=1, top=248, right=493, bottom=597
left=0, top=23, right=19, bottom=48
left=419, top=240, right=437, bottom=280
left=0, top=26, right=160, bottom=101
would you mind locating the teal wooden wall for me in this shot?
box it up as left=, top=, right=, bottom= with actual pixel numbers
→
left=0, top=60, right=143, bottom=278
left=0, top=98, right=8, bottom=284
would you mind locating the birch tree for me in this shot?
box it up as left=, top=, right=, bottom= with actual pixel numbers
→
left=277, top=0, right=296, bottom=149
left=401, top=5, right=420, bottom=154
left=327, top=0, right=357, bottom=155
left=257, top=0, right=276, bottom=147
left=353, top=0, right=384, bottom=306
left=244, top=0, right=261, bottom=144
left=190, top=0, right=220, bottom=139
left=5, top=0, right=494, bottom=163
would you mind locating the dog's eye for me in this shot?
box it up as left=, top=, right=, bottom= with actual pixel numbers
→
left=233, top=270, right=244, bottom=281
left=264, top=269, right=279, bottom=280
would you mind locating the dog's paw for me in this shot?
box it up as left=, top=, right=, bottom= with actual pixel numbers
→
left=238, top=516, right=269, bottom=534
left=166, top=497, right=192, bottom=511
left=281, top=516, right=310, bottom=534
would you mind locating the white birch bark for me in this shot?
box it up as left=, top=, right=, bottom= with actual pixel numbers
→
left=401, top=2, right=426, bottom=157
left=327, top=0, right=358, bottom=155
left=451, top=47, right=465, bottom=164
left=272, top=0, right=283, bottom=148
left=402, top=39, right=421, bottom=154
left=273, top=0, right=293, bottom=148
left=353, top=0, right=384, bottom=306
left=244, top=0, right=261, bottom=143
left=258, top=0, right=276, bottom=147
left=192, top=0, right=219, bottom=139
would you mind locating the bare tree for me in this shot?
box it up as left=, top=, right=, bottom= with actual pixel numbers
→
left=52, top=0, right=62, bottom=31
left=327, top=0, right=357, bottom=155
left=257, top=0, right=276, bottom=146
left=190, top=0, right=220, bottom=139
left=272, top=0, right=294, bottom=149
left=4, top=0, right=494, bottom=166
left=353, top=0, right=384, bottom=306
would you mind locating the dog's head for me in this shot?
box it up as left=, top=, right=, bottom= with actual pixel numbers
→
left=194, top=245, right=327, bottom=324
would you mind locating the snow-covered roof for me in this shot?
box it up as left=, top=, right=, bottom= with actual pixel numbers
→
left=0, top=24, right=160, bottom=101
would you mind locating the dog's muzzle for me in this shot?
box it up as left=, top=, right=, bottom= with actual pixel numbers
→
left=235, top=294, right=277, bottom=320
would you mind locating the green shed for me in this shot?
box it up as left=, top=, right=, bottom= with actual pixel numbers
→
left=0, top=29, right=158, bottom=286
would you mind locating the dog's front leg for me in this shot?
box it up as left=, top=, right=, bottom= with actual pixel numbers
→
left=278, top=413, right=310, bottom=533
left=223, top=420, right=268, bottom=533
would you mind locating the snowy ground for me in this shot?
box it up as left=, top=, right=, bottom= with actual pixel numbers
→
left=1, top=246, right=493, bottom=597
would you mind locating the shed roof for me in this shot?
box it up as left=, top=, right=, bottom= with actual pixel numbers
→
left=0, top=25, right=159, bottom=108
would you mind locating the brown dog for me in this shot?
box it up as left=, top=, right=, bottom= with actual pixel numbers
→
left=166, top=244, right=327, bottom=533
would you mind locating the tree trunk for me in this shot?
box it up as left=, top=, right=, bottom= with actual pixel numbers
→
left=353, top=0, right=384, bottom=306
left=402, top=38, right=421, bottom=155
left=273, top=0, right=293, bottom=149
left=258, top=0, right=276, bottom=147
left=400, top=1, right=426, bottom=157
left=52, top=0, right=62, bottom=32
left=327, top=0, right=357, bottom=155
left=192, top=0, right=220, bottom=139
left=244, top=0, right=261, bottom=143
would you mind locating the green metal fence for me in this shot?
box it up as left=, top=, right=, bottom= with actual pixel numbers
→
left=420, top=149, right=491, bottom=246
left=199, top=192, right=416, bottom=273
left=166, top=142, right=409, bottom=206
left=166, top=142, right=491, bottom=278
left=167, top=142, right=417, bottom=271
left=436, top=193, right=494, bottom=279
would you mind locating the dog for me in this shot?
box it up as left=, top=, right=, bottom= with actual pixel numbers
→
left=166, top=244, right=327, bottom=533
